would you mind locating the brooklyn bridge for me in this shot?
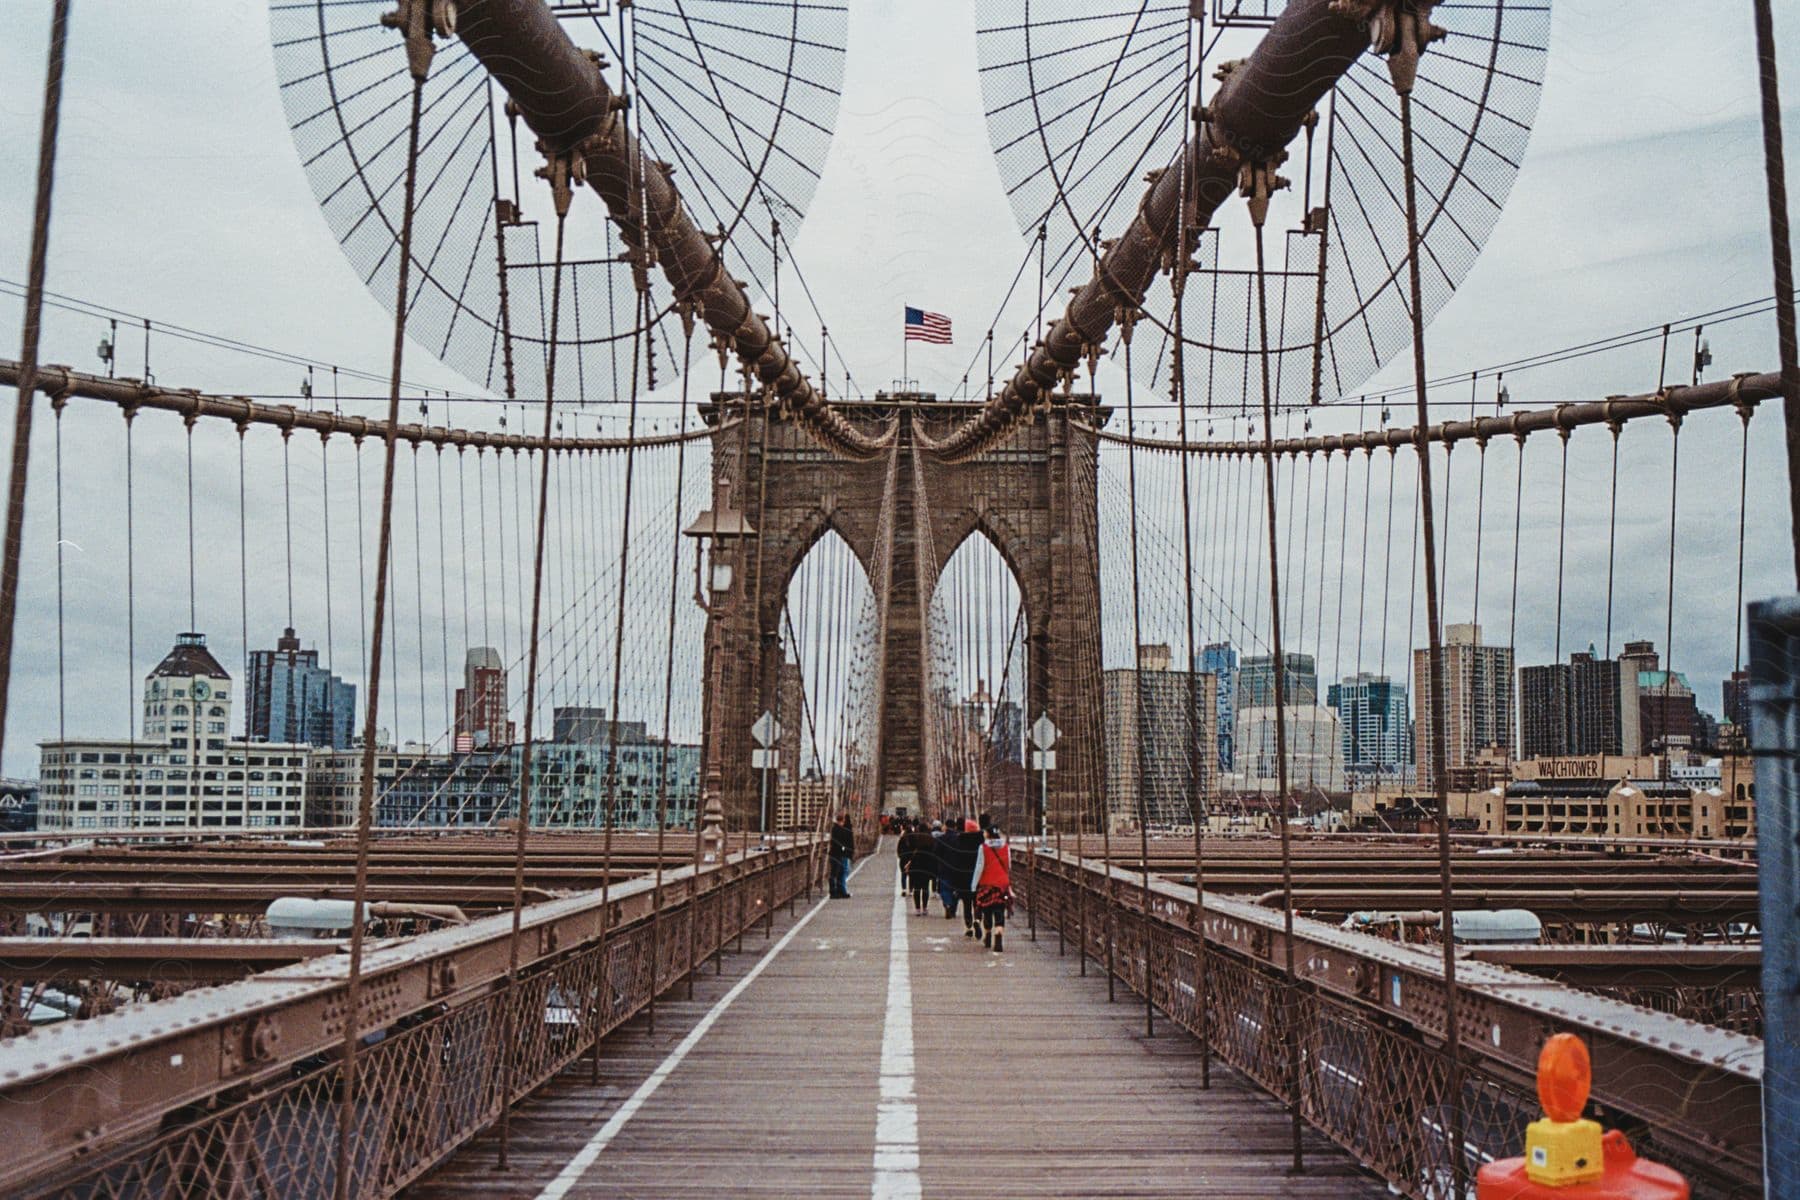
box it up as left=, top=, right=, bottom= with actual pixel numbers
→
left=0, top=0, right=1795, bottom=1197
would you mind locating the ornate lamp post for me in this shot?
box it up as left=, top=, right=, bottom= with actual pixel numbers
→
left=684, top=477, right=756, bottom=859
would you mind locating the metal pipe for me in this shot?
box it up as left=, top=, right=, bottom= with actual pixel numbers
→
left=452, top=0, right=887, bottom=461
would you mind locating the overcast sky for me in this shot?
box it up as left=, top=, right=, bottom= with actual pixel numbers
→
left=0, top=2, right=1796, bottom=778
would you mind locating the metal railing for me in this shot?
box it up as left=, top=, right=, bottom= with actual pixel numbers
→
left=1018, top=847, right=1763, bottom=1199
left=0, top=837, right=821, bottom=1198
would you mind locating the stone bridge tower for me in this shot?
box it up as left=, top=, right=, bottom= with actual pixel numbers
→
left=696, top=392, right=1108, bottom=835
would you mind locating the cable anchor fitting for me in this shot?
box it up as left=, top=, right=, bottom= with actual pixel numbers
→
left=1237, top=154, right=1290, bottom=229
left=379, top=0, right=452, bottom=81
left=534, top=145, right=575, bottom=218
left=1334, top=0, right=1446, bottom=95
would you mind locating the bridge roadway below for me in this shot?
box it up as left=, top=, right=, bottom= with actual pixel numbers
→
left=410, top=848, right=1384, bottom=1199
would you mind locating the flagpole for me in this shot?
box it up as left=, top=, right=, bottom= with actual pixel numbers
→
left=903, top=309, right=909, bottom=392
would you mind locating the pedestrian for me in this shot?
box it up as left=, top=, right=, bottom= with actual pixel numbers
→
left=901, top=819, right=937, bottom=914
left=895, top=818, right=913, bottom=896
left=971, top=824, right=1012, bottom=952
left=828, top=812, right=855, bottom=898
left=952, top=818, right=983, bottom=939
left=932, top=817, right=967, bottom=920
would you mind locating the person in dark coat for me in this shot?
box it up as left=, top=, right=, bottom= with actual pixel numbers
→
left=900, top=821, right=938, bottom=914
left=828, top=813, right=855, bottom=898
left=931, top=818, right=964, bottom=919
left=932, top=818, right=980, bottom=931
left=951, top=819, right=984, bottom=938
left=895, top=819, right=913, bottom=896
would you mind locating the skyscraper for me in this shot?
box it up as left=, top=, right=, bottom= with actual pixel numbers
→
left=1518, top=647, right=1620, bottom=759
left=553, top=706, right=608, bottom=743
left=1412, top=623, right=1513, bottom=789
left=1199, top=642, right=1237, bottom=771
left=454, top=647, right=514, bottom=750
left=1617, top=640, right=1700, bottom=755
left=1326, top=673, right=1412, bottom=785
left=247, top=627, right=356, bottom=749
left=1236, top=652, right=1317, bottom=709
left=148, top=631, right=233, bottom=754
left=1722, top=670, right=1749, bottom=735
left=1103, top=646, right=1216, bottom=827
left=989, top=699, right=1024, bottom=766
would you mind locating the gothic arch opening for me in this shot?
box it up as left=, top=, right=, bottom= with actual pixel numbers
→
left=767, top=526, right=876, bottom=831
left=923, top=527, right=1029, bottom=832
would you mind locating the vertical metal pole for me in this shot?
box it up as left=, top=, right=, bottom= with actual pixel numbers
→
left=1055, top=821, right=1066, bottom=956
left=1028, top=819, right=1038, bottom=942
left=1400, top=78, right=1466, bottom=1195
left=339, top=12, right=432, bottom=1191
left=0, top=0, right=72, bottom=770
left=1753, top=0, right=1800, bottom=588
left=1749, top=598, right=1799, bottom=1196
left=759, top=761, right=769, bottom=834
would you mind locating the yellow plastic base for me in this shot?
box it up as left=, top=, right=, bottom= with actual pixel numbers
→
left=1524, top=1117, right=1605, bottom=1187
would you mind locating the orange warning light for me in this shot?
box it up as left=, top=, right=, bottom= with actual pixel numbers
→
left=1538, top=1033, right=1592, bottom=1124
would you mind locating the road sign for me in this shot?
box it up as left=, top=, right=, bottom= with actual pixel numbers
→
left=752, top=748, right=779, bottom=770
left=1030, top=714, right=1059, bottom=750
left=751, top=710, right=782, bottom=747
left=1031, top=749, right=1056, bottom=771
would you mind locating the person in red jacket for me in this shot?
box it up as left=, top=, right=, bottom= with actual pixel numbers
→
left=969, top=825, right=1012, bottom=952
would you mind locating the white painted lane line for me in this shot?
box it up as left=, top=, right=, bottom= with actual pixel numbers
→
left=872, top=878, right=921, bottom=1200
left=534, top=855, right=869, bottom=1200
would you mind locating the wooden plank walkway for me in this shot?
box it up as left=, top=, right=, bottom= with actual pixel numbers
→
left=408, top=849, right=1386, bottom=1199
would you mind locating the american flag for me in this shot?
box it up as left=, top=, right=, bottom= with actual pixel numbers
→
left=904, top=306, right=952, bottom=344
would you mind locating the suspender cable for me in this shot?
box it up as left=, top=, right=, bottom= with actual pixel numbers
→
left=337, top=7, right=434, bottom=1194
left=435, top=446, right=451, bottom=733
left=1176, top=272, right=1213, bottom=1081
left=123, top=414, right=136, bottom=812
left=500, top=192, right=570, bottom=1165
left=53, top=398, right=65, bottom=759
left=323, top=436, right=336, bottom=679
left=1249, top=182, right=1304, bottom=1176
left=1504, top=431, right=1524, bottom=784
left=1658, top=421, right=1682, bottom=788
left=355, top=436, right=369, bottom=699
left=1471, top=435, right=1488, bottom=634
left=599, top=279, right=650, bottom=1049
left=185, top=422, right=197, bottom=630
left=1603, top=426, right=1620, bottom=658
left=0, top=0, right=71, bottom=768
left=411, top=444, right=429, bottom=743
left=648, top=318, right=696, bottom=1037
left=1120, top=317, right=1155, bottom=1037
left=1552, top=430, right=1569, bottom=663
